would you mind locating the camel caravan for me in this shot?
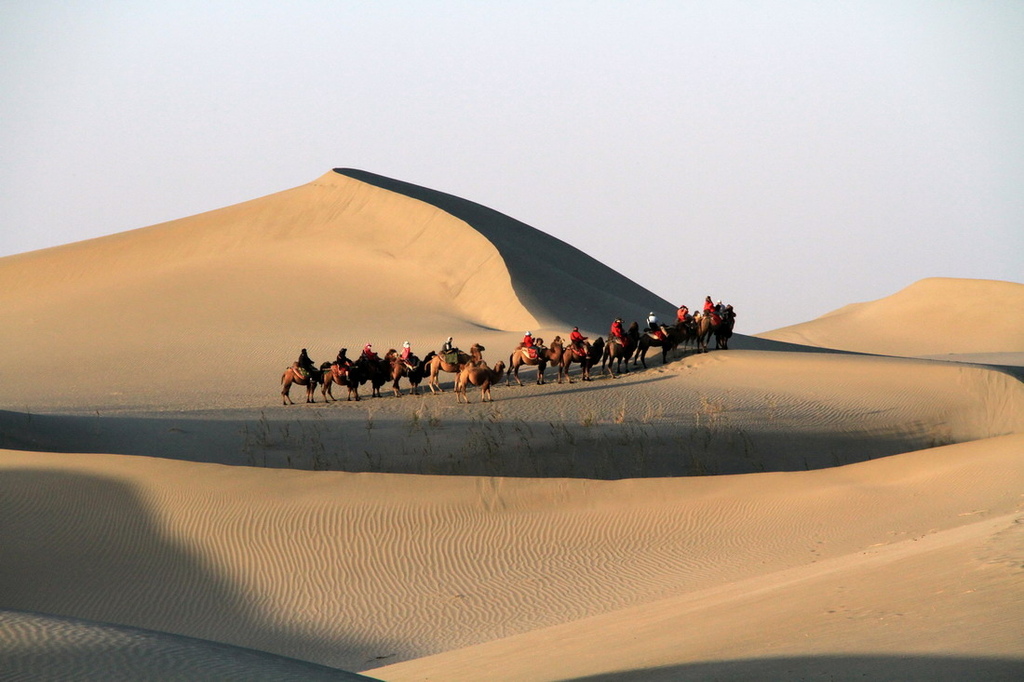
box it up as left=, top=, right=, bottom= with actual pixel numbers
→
left=281, top=301, right=736, bottom=404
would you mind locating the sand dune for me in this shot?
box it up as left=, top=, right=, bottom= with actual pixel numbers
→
left=758, top=277, right=1024, bottom=358
left=1, top=170, right=1022, bottom=680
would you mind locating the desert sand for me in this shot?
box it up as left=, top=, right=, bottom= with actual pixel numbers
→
left=1, top=169, right=1021, bottom=680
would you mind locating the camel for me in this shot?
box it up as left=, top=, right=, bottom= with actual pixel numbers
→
left=506, top=336, right=564, bottom=386
left=385, top=349, right=428, bottom=396
left=695, top=312, right=721, bottom=353
left=319, top=361, right=365, bottom=402
left=426, top=343, right=486, bottom=394
left=455, top=361, right=506, bottom=403
left=558, top=337, right=605, bottom=383
left=602, top=323, right=639, bottom=377
left=714, top=308, right=737, bottom=350
left=281, top=363, right=321, bottom=405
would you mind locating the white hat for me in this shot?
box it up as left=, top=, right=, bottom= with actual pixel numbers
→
left=403, top=341, right=410, bottom=348
left=526, top=331, right=532, bottom=335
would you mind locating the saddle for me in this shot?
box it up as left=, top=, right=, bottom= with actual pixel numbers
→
left=571, top=343, right=588, bottom=359
left=648, top=328, right=666, bottom=341
left=443, top=350, right=460, bottom=365
left=522, top=347, right=538, bottom=361
left=330, top=364, right=348, bottom=381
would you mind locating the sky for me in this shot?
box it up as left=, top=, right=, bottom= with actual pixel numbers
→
left=2, top=1, right=1021, bottom=334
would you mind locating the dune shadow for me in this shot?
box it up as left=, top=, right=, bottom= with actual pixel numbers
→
left=333, top=169, right=677, bottom=332
left=0, top=468, right=398, bottom=673
left=0, top=400, right=958, bottom=480
left=0, top=608, right=376, bottom=681
left=568, top=654, right=1024, bottom=681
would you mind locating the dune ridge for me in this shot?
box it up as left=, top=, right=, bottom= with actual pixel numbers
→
left=758, top=277, right=1024, bottom=357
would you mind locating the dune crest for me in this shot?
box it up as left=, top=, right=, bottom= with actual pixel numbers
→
left=757, top=277, right=1024, bottom=357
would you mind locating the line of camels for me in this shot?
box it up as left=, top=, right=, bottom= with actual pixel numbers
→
left=282, top=311, right=736, bottom=404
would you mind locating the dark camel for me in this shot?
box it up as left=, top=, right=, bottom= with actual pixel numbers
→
left=386, top=349, right=428, bottom=396
left=635, top=324, right=682, bottom=368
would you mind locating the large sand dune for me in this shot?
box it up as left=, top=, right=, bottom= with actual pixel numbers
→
left=758, top=277, right=1024, bottom=359
left=1, top=170, right=1021, bottom=680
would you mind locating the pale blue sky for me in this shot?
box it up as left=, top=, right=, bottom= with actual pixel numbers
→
left=2, top=1, right=1021, bottom=333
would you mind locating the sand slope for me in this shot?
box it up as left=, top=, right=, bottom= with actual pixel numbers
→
left=758, top=277, right=1024, bottom=358
left=2, top=434, right=1022, bottom=677
left=1, top=170, right=1022, bottom=680
left=0, top=169, right=681, bottom=410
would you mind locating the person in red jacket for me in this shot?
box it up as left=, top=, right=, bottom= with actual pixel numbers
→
left=522, top=331, right=534, bottom=348
left=570, top=326, right=588, bottom=354
left=610, top=318, right=626, bottom=343
left=676, top=304, right=690, bottom=324
left=703, top=296, right=715, bottom=313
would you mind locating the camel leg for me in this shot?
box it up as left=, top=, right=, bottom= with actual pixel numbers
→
left=428, top=368, right=443, bottom=394
left=281, top=373, right=295, bottom=405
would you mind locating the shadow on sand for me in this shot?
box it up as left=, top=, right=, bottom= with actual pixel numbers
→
left=0, top=468, right=394, bottom=674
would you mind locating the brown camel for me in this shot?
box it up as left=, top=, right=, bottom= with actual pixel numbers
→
left=602, top=323, right=639, bottom=378
left=281, top=363, right=321, bottom=405
left=506, top=336, right=565, bottom=386
left=695, top=312, right=721, bottom=353
left=558, top=337, right=605, bottom=383
left=455, top=361, right=506, bottom=403
left=319, top=361, right=365, bottom=402
left=426, top=343, right=486, bottom=394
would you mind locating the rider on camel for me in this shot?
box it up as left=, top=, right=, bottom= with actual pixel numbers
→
left=361, top=343, right=379, bottom=362
left=703, top=296, right=715, bottom=313
left=521, top=331, right=536, bottom=358
left=400, top=341, right=416, bottom=368
left=611, top=318, right=626, bottom=344
left=441, top=337, right=457, bottom=363
left=335, top=348, right=352, bottom=367
left=297, top=348, right=316, bottom=377
left=646, top=312, right=665, bottom=340
left=570, top=326, right=588, bottom=355
left=676, top=304, right=690, bottom=324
